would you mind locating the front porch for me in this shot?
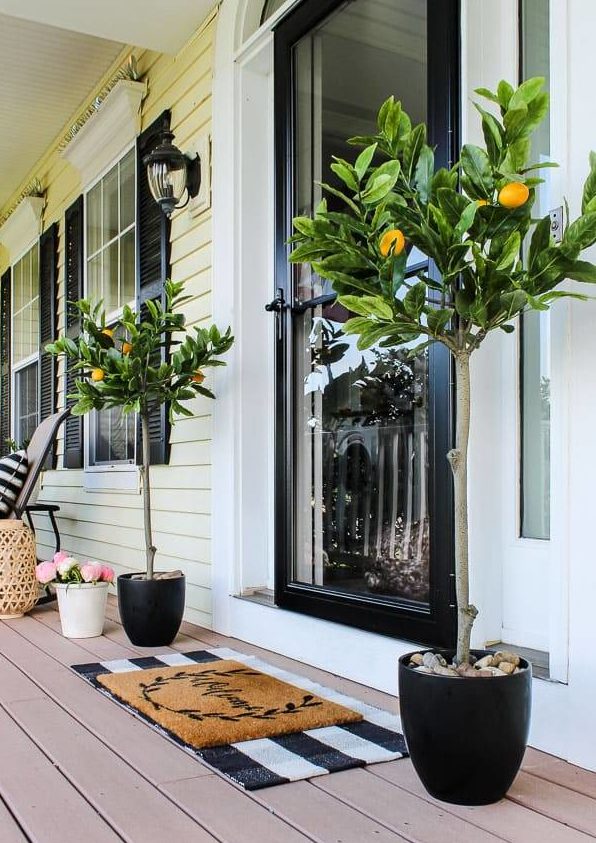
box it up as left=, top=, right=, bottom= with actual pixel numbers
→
left=1, top=600, right=594, bottom=843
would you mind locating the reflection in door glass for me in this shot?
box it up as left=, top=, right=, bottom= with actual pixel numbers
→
left=291, top=0, right=430, bottom=603
left=294, top=301, right=430, bottom=603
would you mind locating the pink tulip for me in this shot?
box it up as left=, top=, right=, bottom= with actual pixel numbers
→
left=80, top=562, right=103, bottom=583
left=36, top=561, right=57, bottom=585
left=53, top=550, right=70, bottom=566
left=100, top=565, right=115, bottom=584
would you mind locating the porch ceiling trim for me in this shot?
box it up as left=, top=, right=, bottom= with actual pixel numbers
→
left=0, top=0, right=219, bottom=54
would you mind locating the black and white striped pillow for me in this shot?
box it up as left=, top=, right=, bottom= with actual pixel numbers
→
left=0, top=451, right=28, bottom=517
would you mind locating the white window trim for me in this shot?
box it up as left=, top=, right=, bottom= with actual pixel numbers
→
left=10, top=239, right=40, bottom=445
left=81, top=142, right=140, bottom=489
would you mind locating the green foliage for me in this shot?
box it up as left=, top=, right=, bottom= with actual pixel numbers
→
left=289, top=80, right=596, bottom=355
left=46, top=280, right=234, bottom=423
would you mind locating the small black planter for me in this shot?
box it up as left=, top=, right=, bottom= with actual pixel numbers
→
left=117, top=573, right=185, bottom=647
left=398, top=649, right=532, bottom=805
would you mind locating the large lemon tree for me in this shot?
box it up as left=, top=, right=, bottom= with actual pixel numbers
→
left=290, top=78, right=596, bottom=664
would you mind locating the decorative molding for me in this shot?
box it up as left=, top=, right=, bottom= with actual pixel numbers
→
left=0, top=179, right=44, bottom=230
left=0, top=196, right=45, bottom=260
left=61, top=79, right=147, bottom=185
left=59, top=56, right=140, bottom=151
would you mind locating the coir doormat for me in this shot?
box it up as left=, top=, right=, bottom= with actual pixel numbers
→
left=73, top=648, right=407, bottom=790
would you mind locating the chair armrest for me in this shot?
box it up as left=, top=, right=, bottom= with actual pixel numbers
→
left=25, top=504, right=60, bottom=513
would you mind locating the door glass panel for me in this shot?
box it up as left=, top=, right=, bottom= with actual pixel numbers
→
left=292, top=0, right=430, bottom=604
left=520, top=0, right=550, bottom=539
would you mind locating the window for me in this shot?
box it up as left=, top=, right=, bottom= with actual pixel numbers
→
left=85, top=147, right=136, bottom=468
left=12, top=243, right=39, bottom=447
left=520, top=0, right=551, bottom=539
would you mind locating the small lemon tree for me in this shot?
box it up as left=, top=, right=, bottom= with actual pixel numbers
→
left=290, top=78, right=596, bottom=664
left=47, top=280, right=233, bottom=580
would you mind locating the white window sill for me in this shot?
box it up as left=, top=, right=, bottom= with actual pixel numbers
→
left=83, top=466, right=140, bottom=494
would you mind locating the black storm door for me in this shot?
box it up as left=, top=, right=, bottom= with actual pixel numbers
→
left=272, top=0, right=460, bottom=647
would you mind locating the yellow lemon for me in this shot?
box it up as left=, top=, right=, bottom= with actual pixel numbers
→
left=91, top=368, right=105, bottom=382
left=101, top=328, right=114, bottom=338
left=498, top=182, right=530, bottom=210
left=122, top=342, right=133, bottom=355
left=379, top=229, right=405, bottom=258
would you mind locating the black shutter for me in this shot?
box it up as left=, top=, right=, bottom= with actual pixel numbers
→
left=0, top=269, right=11, bottom=457
left=63, top=195, right=84, bottom=469
left=39, top=222, right=59, bottom=467
left=136, top=111, right=172, bottom=465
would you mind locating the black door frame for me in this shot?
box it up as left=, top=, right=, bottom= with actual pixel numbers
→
left=272, top=0, right=460, bottom=648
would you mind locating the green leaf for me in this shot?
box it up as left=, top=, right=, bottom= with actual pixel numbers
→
left=499, top=323, right=515, bottom=333
left=293, top=216, right=316, bottom=236
left=404, top=124, right=426, bottom=177
left=474, top=86, right=500, bottom=104
left=429, top=203, right=453, bottom=245
left=426, top=307, right=454, bottom=335
left=338, top=295, right=393, bottom=320
left=565, top=212, right=596, bottom=250
left=566, top=260, right=596, bottom=282
left=474, top=103, right=504, bottom=165
left=413, top=146, right=434, bottom=204
left=528, top=215, right=552, bottom=270
left=437, top=188, right=470, bottom=226
left=582, top=150, right=596, bottom=214
left=497, top=80, right=514, bottom=110
left=500, top=290, right=527, bottom=318
left=364, top=159, right=400, bottom=193
left=495, top=230, right=521, bottom=270
left=360, top=174, right=396, bottom=205
left=503, top=106, right=528, bottom=142
left=454, top=201, right=478, bottom=240
left=460, top=145, right=493, bottom=195
left=343, top=316, right=372, bottom=334
left=319, top=182, right=361, bottom=214
left=403, top=282, right=426, bottom=318
left=509, top=76, right=545, bottom=110
left=354, top=143, right=377, bottom=181
left=377, top=97, right=393, bottom=133
left=383, top=100, right=403, bottom=143
left=330, top=160, right=359, bottom=192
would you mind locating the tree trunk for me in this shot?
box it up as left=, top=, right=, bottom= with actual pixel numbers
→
left=447, top=352, right=477, bottom=664
left=140, top=411, right=156, bottom=580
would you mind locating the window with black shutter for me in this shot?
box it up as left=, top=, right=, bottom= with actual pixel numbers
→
left=136, top=111, right=172, bottom=465
left=61, top=114, right=172, bottom=472
left=63, top=195, right=84, bottom=468
left=0, top=269, right=11, bottom=457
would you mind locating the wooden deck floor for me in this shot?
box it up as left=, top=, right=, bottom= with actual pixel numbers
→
left=1, top=599, right=595, bottom=843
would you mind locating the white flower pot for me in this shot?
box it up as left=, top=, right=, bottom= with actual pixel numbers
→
left=55, top=582, right=108, bottom=638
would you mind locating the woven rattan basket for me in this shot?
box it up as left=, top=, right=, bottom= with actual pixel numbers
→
left=0, top=519, right=38, bottom=619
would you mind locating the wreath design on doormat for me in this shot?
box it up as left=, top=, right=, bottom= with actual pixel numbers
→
left=138, top=666, right=323, bottom=723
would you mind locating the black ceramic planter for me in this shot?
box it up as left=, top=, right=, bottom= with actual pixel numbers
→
left=117, top=573, right=185, bottom=647
left=398, top=649, right=532, bottom=805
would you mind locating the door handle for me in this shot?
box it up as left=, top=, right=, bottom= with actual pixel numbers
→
left=265, top=288, right=286, bottom=313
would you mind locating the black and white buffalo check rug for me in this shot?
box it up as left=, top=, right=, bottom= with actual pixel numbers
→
left=72, top=647, right=408, bottom=790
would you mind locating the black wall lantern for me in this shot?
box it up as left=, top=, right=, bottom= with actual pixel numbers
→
left=143, top=129, right=201, bottom=217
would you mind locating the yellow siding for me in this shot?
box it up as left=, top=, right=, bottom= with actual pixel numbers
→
left=0, top=13, right=218, bottom=629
